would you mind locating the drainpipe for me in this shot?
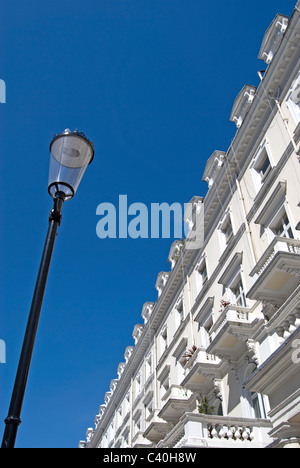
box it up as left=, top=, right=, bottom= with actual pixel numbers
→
left=236, top=179, right=258, bottom=266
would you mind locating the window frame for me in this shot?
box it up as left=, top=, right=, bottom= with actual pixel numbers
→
left=196, top=254, right=208, bottom=291
left=158, top=366, right=171, bottom=399
left=268, top=206, right=294, bottom=240
left=218, top=209, right=234, bottom=250
left=175, top=295, right=184, bottom=327
left=160, top=325, right=168, bottom=356
left=250, top=140, right=274, bottom=193
left=286, top=71, right=300, bottom=125
left=250, top=391, right=267, bottom=419
left=135, top=372, right=142, bottom=398
left=145, top=352, right=152, bottom=382
left=254, top=182, right=295, bottom=242
left=218, top=253, right=247, bottom=308
left=229, top=275, right=247, bottom=308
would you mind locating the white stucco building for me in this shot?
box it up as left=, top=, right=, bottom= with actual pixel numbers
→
left=80, top=3, right=300, bottom=449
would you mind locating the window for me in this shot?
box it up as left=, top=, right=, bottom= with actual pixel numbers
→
left=251, top=141, right=273, bottom=192
left=244, top=363, right=269, bottom=419
left=257, top=152, right=271, bottom=180
left=218, top=253, right=247, bottom=307
left=254, top=182, right=294, bottom=242
left=135, top=418, right=141, bottom=433
left=124, top=391, right=130, bottom=415
left=222, top=217, right=233, bottom=244
left=250, top=392, right=267, bottom=419
left=123, top=429, right=129, bottom=448
left=177, top=301, right=184, bottom=323
left=161, top=374, right=169, bottom=393
left=270, top=209, right=294, bottom=239
left=286, top=71, right=300, bottom=124
left=109, top=420, right=115, bottom=439
left=144, top=394, right=153, bottom=420
left=196, top=254, right=208, bottom=292
left=194, top=297, right=214, bottom=347
left=145, top=401, right=153, bottom=419
left=160, top=325, right=168, bottom=355
left=145, top=353, right=152, bottom=382
left=199, top=262, right=208, bottom=285
left=135, top=372, right=141, bottom=397
left=116, top=406, right=123, bottom=429
left=230, top=276, right=247, bottom=308
left=173, top=338, right=188, bottom=382
left=158, top=366, right=170, bottom=398
left=133, top=412, right=142, bottom=435
left=175, top=296, right=184, bottom=327
left=218, top=210, right=234, bottom=249
left=203, top=316, right=213, bottom=346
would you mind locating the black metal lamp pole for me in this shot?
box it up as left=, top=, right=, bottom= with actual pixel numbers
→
left=1, top=193, right=65, bottom=449
left=1, top=129, right=94, bottom=448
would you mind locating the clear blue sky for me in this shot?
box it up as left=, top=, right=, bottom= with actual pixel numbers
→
left=0, top=0, right=296, bottom=448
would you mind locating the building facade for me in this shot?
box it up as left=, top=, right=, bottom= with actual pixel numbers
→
left=80, top=3, right=300, bottom=449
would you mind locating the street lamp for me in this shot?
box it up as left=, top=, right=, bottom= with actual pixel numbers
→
left=2, top=129, right=94, bottom=449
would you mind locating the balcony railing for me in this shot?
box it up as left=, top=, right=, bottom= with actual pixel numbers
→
left=157, top=413, right=273, bottom=448
left=251, top=237, right=300, bottom=280
left=210, top=305, right=252, bottom=341
left=143, top=410, right=174, bottom=444
left=206, top=305, right=263, bottom=359
left=247, top=237, right=300, bottom=306
left=184, top=347, right=220, bottom=370
left=180, top=348, right=222, bottom=394
left=158, top=385, right=195, bottom=424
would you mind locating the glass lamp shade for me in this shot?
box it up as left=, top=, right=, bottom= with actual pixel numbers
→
left=48, top=129, right=94, bottom=200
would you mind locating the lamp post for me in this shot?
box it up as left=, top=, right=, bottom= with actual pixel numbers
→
left=1, top=129, right=94, bottom=449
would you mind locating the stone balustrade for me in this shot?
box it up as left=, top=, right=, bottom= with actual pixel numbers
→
left=157, top=413, right=273, bottom=448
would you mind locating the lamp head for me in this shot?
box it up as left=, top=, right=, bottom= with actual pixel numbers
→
left=48, top=129, right=94, bottom=200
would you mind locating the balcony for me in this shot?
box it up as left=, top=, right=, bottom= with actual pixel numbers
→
left=263, top=285, right=300, bottom=345
left=157, top=413, right=273, bottom=448
left=206, top=305, right=263, bottom=360
left=244, top=326, right=300, bottom=447
left=143, top=410, right=174, bottom=444
left=180, top=348, right=223, bottom=394
left=244, top=325, right=300, bottom=407
left=157, top=385, right=196, bottom=425
left=131, top=431, right=152, bottom=448
left=247, top=237, right=300, bottom=307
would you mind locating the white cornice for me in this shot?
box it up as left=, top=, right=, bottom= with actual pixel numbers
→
left=201, top=7, right=300, bottom=242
